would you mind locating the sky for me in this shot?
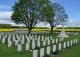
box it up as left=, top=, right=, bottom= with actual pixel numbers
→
left=0, top=0, right=80, bottom=27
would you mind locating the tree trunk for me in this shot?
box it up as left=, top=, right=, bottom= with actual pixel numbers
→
left=50, top=27, right=53, bottom=34
left=28, top=29, right=32, bottom=36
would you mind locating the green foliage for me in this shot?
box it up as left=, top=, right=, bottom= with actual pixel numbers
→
left=11, top=0, right=51, bottom=35
left=53, top=3, right=68, bottom=24
left=11, top=0, right=68, bottom=34
left=41, top=2, right=68, bottom=33
left=56, top=27, right=80, bottom=29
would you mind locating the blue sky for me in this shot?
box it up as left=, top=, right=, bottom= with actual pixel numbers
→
left=54, top=0, right=80, bottom=20
left=0, top=0, right=80, bottom=27
left=54, top=0, right=80, bottom=27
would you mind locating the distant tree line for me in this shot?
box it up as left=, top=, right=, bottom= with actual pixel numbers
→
left=0, top=24, right=11, bottom=28
left=0, top=24, right=50, bottom=29
left=56, top=27, right=80, bottom=29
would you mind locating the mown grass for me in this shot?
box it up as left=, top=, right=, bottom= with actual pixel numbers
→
left=0, top=32, right=80, bottom=57
left=0, top=42, right=32, bottom=57
left=53, top=34, right=80, bottom=57
left=54, top=45, right=80, bottom=57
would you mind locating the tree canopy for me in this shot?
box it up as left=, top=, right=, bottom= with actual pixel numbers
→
left=41, top=2, right=68, bottom=34
left=11, top=0, right=50, bottom=35
left=11, top=0, right=68, bottom=35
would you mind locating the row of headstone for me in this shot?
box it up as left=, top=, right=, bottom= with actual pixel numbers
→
left=7, top=37, right=78, bottom=53
left=33, top=38, right=78, bottom=57
left=0, top=32, right=63, bottom=46
left=0, top=32, right=79, bottom=54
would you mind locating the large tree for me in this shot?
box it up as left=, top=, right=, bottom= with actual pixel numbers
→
left=11, top=0, right=50, bottom=35
left=42, top=3, right=68, bottom=34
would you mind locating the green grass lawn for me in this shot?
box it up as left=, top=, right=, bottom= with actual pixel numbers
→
left=54, top=45, right=80, bottom=57
left=0, top=42, right=32, bottom=57
left=0, top=33, right=80, bottom=57
left=53, top=33, right=80, bottom=57
left=0, top=43, right=80, bottom=57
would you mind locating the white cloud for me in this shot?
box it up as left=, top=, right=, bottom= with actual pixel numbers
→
left=0, top=11, right=14, bottom=24
left=36, top=22, right=50, bottom=28
left=0, top=11, right=12, bottom=19
left=0, top=11, right=27, bottom=26
left=0, top=11, right=80, bottom=27
left=67, top=20, right=80, bottom=27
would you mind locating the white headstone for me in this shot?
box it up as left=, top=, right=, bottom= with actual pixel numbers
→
left=2, top=38, right=5, bottom=44
left=35, top=35, right=37, bottom=40
left=42, top=35, right=44, bottom=41
left=8, top=36, right=11, bottom=43
left=43, top=41, right=46, bottom=46
left=76, top=38, right=78, bottom=44
left=33, top=50, right=38, bottom=57
left=48, top=37, right=49, bottom=40
left=45, top=37, right=48, bottom=41
left=32, top=39, right=35, bottom=49
left=37, top=39, right=40, bottom=47
left=27, top=38, right=30, bottom=43
left=50, top=36, right=52, bottom=40
left=52, top=39, right=54, bottom=44
left=56, top=38, right=58, bottom=44
left=34, top=35, right=37, bottom=40
left=8, top=41, right=12, bottom=48
left=47, top=40, right=50, bottom=45
left=21, top=37, right=25, bottom=45
left=63, top=42, right=66, bottom=48
left=73, top=39, right=76, bottom=44
left=17, top=44, right=22, bottom=52
left=13, top=35, right=16, bottom=42
left=59, top=43, right=62, bottom=50
left=67, top=41, right=69, bottom=47
left=53, top=45, right=56, bottom=52
left=60, top=38, right=62, bottom=42
left=15, top=40, right=18, bottom=46
left=47, top=46, right=50, bottom=55
left=26, top=42, right=29, bottom=51
left=70, top=40, right=72, bottom=46
left=40, top=48, right=44, bottom=57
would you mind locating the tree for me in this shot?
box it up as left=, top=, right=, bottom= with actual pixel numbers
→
left=11, top=0, right=50, bottom=35
left=42, top=3, right=68, bottom=34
